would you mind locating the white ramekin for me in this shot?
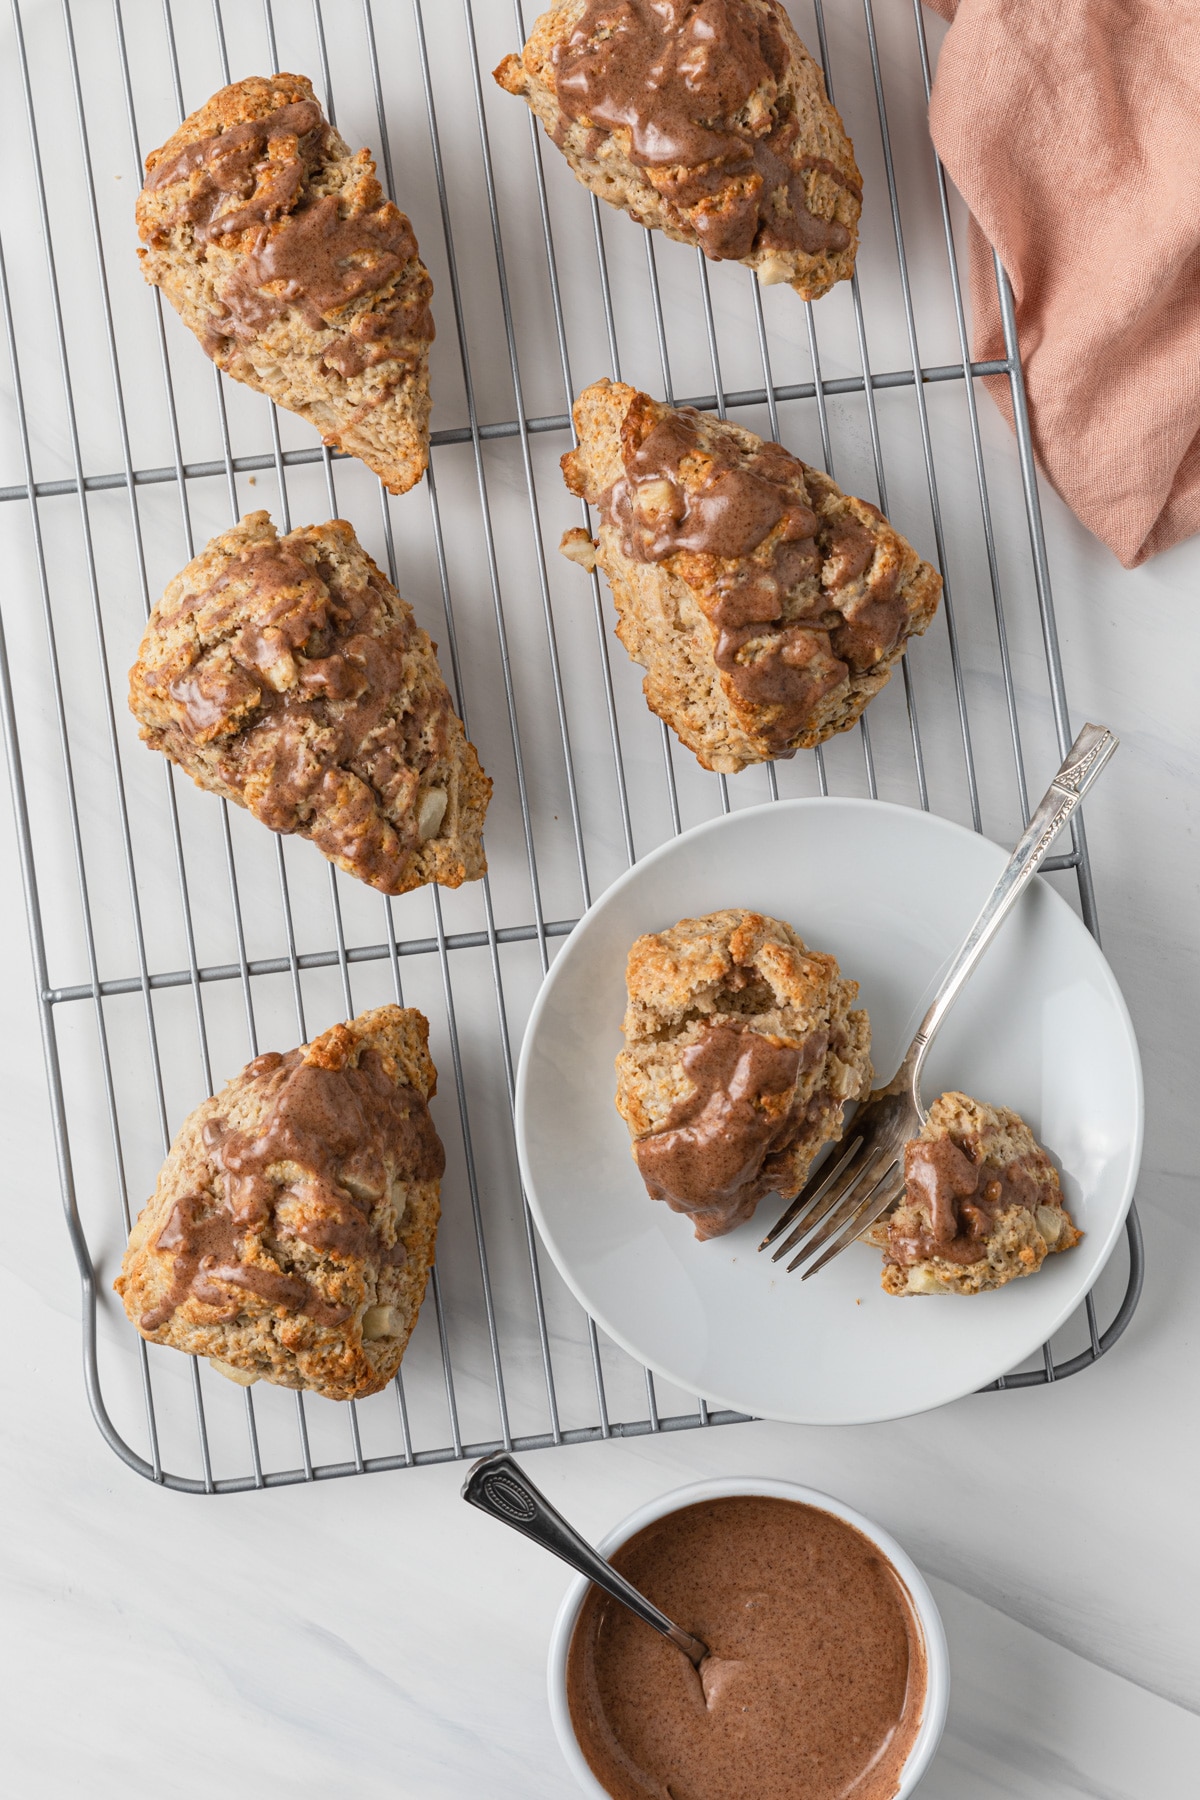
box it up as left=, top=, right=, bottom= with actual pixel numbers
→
left=547, top=1476, right=949, bottom=1799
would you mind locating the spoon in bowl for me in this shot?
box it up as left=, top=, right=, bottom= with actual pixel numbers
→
left=462, top=1450, right=709, bottom=1667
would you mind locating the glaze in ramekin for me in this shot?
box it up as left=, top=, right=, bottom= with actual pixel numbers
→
left=547, top=1476, right=949, bottom=1800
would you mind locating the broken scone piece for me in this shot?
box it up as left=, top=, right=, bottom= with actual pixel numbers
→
left=863, top=1091, right=1082, bottom=1296
left=137, top=74, right=434, bottom=494
left=129, top=511, right=490, bottom=896
left=115, top=1007, right=444, bottom=1401
left=561, top=380, right=943, bottom=772
left=616, top=909, right=871, bottom=1239
left=495, top=0, right=861, bottom=301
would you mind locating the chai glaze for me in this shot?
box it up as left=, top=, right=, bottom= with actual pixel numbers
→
left=147, top=536, right=446, bottom=891
left=567, top=1496, right=926, bottom=1800
left=893, top=1133, right=1040, bottom=1266
left=140, top=1045, right=443, bottom=1332
left=553, top=0, right=858, bottom=262
left=144, top=96, right=433, bottom=363
left=634, top=1023, right=814, bottom=1237
left=600, top=402, right=907, bottom=753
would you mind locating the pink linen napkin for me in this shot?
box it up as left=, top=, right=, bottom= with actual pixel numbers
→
left=925, top=0, right=1200, bottom=567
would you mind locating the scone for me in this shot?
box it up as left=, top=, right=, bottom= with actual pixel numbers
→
left=616, top=909, right=871, bottom=1238
left=128, top=511, right=490, bottom=896
left=560, top=380, right=943, bottom=772
left=863, top=1091, right=1083, bottom=1296
left=137, top=74, right=434, bottom=494
left=494, top=0, right=861, bottom=301
left=115, top=1007, right=444, bottom=1401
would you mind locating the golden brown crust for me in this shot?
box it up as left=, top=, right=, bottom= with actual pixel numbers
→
left=495, top=1, right=860, bottom=300
left=136, top=74, right=434, bottom=494
left=128, top=510, right=490, bottom=896
left=616, top=908, right=871, bottom=1236
left=863, top=1091, right=1083, bottom=1296
left=561, top=380, right=943, bottom=772
left=115, top=1007, right=443, bottom=1401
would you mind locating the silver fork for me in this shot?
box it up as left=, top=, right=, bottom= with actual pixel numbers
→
left=759, top=723, right=1118, bottom=1280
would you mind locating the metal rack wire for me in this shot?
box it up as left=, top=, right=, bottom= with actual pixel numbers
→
left=0, top=0, right=1142, bottom=1493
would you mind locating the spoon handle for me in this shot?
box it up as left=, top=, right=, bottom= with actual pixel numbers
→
left=462, top=1452, right=709, bottom=1667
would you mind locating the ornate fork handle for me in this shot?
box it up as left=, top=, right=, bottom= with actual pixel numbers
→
left=902, top=723, right=1118, bottom=1102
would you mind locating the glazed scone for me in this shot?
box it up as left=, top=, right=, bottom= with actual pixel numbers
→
left=128, top=511, right=490, bottom=896
left=862, top=1091, right=1083, bottom=1296
left=137, top=74, right=434, bottom=494
left=115, top=1007, right=444, bottom=1401
left=616, top=909, right=871, bottom=1239
left=561, top=380, right=943, bottom=772
left=494, top=0, right=861, bottom=301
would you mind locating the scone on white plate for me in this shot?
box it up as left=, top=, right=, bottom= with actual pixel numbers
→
left=137, top=73, right=434, bottom=494
left=116, top=1007, right=443, bottom=1401
left=615, top=908, right=871, bottom=1239
left=561, top=379, right=943, bottom=772
left=863, top=1091, right=1083, bottom=1295
left=495, top=0, right=861, bottom=301
left=128, top=510, right=490, bottom=896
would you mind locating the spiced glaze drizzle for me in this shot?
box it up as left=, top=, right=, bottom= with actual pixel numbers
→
left=603, top=398, right=908, bottom=750
left=141, top=1047, right=443, bottom=1332
left=553, top=0, right=858, bottom=261
left=144, top=95, right=433, bottom=371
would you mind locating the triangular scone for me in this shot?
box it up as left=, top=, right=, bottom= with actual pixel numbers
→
left=116, top=1007, right=443, bottom=1401
left=561, top=380, right=943, bottom=773
left=616, top=909, right=871, bottom=1239
left=495, top=0, right=861, bottom=301
left=862, top=1091, right=1083, bottom=1296
left=129, top=511, right=490, bottom=895
left=136, top=74, right=434, bottom=495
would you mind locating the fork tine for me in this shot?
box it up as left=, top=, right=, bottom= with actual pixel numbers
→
left=783, top=1154, right=896, bottom=1274
left=798, top=1166, right=907, bottom=1282
left=759, top=1134, right=863, bottom=1251
left=799, top=1167, right=907, bottom=1282
left=771, top=1139, right=882, bottom=1265
left=791, top=1159, right=904, bottom=1278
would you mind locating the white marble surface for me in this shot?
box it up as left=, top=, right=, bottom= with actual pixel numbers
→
left=2, top=2, right=1199, bottom=1795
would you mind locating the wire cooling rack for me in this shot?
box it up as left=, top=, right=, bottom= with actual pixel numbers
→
left=0, top=0, right=1143, bottom=1492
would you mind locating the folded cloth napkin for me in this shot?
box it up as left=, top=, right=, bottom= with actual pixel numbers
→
left=926, top=0, right=1200, bottom=567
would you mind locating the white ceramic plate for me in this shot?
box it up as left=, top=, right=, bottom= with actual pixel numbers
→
left=515, top=799, right=1142, bottom=1424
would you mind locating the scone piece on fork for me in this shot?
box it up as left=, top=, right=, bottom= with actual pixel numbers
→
left=116, top=1007, right=444, bottom=1401
left=495, top=0, right=861, bottom=301
left=863, top=1091, right=1083, bottom=1295
left=616, top=909, right=872, bottom=1239
left=561, top=379, right=943, bottom=773
left=129, top=511, right=490, bottom=896
left=137, top=74, right=434, bottom=494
